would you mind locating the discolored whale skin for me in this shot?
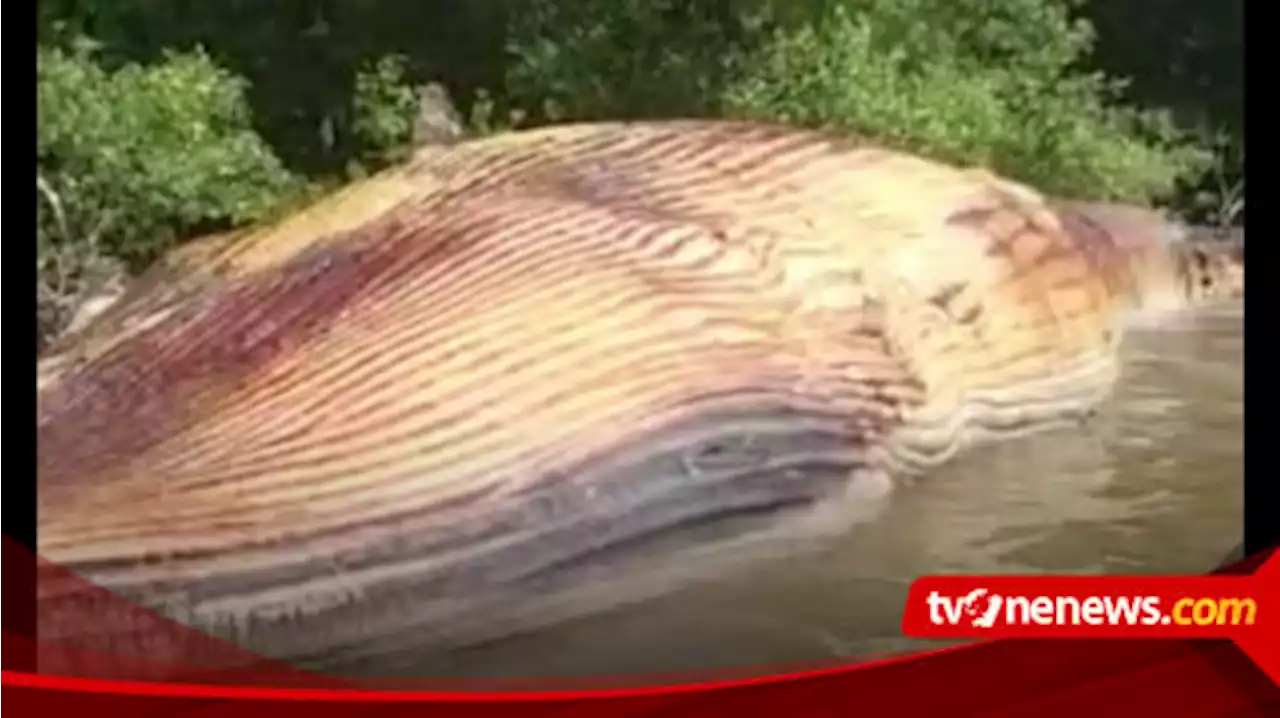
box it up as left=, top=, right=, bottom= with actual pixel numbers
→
left=36, top=120, right=1243, bottom=672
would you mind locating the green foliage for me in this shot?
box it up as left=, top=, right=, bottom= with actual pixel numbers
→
left=721, top=1, right=1212, bottom=204
left=466, top=88, right=527, bottom=136
left=502, top=0, right=775, bottom=122
left=37, top=0, right=506, bottom=178
left=38, top=42, right=302, bottom=265
left=351, top=54, right=420, bottom=168
left=1177, top=133, right=1245, bottom=229
left=37, top=41, right=302, bottom=346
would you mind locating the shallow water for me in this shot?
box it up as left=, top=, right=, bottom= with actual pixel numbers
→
left=392, top=303, right=1247, bottom=680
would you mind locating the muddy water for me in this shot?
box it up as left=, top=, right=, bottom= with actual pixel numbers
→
left=410, top=303, right=1245, bottom=680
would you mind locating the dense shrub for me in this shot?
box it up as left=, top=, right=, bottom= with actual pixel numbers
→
left=502, top=0, right=775, bottom=123
left=497, top=0, right=1212, bottom=204
left=720, top=1, right=1212, bottom=204
left=349, top=55, right=422, bottom=170
left=37, top=42, right=302, bottom=348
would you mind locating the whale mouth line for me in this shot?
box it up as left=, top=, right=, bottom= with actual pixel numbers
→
left=495, top=491, right=821, bottom=588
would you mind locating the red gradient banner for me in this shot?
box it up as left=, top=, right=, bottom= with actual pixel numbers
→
left=4, top=535, right=1278, bottom=716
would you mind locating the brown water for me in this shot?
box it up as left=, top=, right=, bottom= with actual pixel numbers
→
left=395, top=302, right=1244, bottom=681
